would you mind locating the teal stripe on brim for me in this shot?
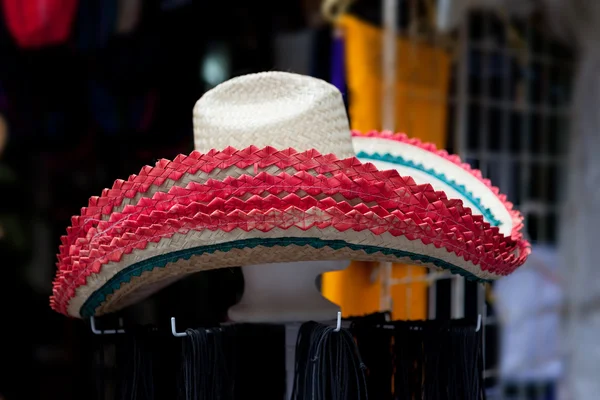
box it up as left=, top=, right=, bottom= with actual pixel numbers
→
left=80, top=237, right=492, bottom=317
left=356, top=151, right=501, bottom=227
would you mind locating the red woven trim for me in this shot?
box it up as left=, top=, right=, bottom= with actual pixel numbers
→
left=65, top=174, right=515, bottom=259
left=59, top=146, right=447, bottom=259
left=61, top=168, right=507, bottom=264
left=352, top=130, right=527, bottom=244
left=51, top=206, right=521, bottom=315
left=51, top=172, right=529, bottom=315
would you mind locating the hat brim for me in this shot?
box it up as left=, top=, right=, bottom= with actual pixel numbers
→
left=352, top=131, right=524, bottom=241
left=52, top=146, right=529, bottom=318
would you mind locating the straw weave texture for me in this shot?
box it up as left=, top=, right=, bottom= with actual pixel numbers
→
left=51, top=72, right=529, bottom=318
left=193, top=72, right=354, bottom=158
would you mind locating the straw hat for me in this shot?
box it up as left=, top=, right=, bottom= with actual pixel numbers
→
left=51, top=72, right=529, bottom=318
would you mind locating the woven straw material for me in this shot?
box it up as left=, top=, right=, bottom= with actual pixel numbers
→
left=50, top=71, right=529, bottom=318
left=352, top=131, right=526, bottom=242
left=59, top=147, right=520, bottom=263
left=63, top=146, right=452, bottom=249
left=193, top=72, right=355, bottom=158
left=86, top=240, right=487, bottom=317
left=51, top=148, right=528, bottom=317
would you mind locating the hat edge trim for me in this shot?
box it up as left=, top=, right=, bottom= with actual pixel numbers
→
left=79, top=236, right=494, bottom=318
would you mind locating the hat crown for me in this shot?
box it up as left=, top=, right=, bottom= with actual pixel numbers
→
left=193, top=71, right=354, bottom=158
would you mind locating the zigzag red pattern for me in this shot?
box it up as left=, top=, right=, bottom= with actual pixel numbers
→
left=63, top=176, right=514, bottom=263
left=352, top=131, right=527, bottom=243
left=51, top=146, right=530, bottom=316
left=52, top=208, right=523, bottom=316
left=60, top=146, right=447, bottom=258
left=52, top=194, right=529, bottom=315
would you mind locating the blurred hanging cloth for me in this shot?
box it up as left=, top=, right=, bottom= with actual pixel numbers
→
left=0, top=0, right=78, bottom=48
left=350, top=317, right=485, bottom=399
left=336, top=13, right=451, bottom=143
left=92, top=322, right=286, bottom=399
left=322, top=10, right=452, bottom=319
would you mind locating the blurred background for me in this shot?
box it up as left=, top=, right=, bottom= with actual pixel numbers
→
left=0, top=0, right=595, bottom=399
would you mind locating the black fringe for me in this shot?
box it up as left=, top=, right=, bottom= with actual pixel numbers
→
left=292, top=321, right=369, bottom=400
left=179, top=327, right=233, bottom=400
left=90, top=316, right=484, bottom=400
left=351, top=318, right=486, bottom=400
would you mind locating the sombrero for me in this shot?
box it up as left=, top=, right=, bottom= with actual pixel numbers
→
left=51, top=72, right=530, bottom=318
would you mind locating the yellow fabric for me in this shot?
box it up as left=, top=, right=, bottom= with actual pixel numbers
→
left=322, top=15, right=451, bottom=320
left=339, top=14, right=451, bottom=146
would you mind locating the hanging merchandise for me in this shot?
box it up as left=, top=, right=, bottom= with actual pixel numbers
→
left=350, top=318, right=486, bottom=399
left=349, top=319, right=394, bottom=399
left=180, top=328, right=234, bottom=400
left=92, top=322, right=288, bottom=399
left=114, top=332, right=157, bottom=399
left=292, top=321, right=368, bottom=400
left=49, top=72, right=528, bottom=324
left=88, top=314, right=483, bottom=399
left=89, top=326, right=168, bottom=399
left=86, top=323, right=221, bottom=400
left=1, top=0, right=79, bottom=49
